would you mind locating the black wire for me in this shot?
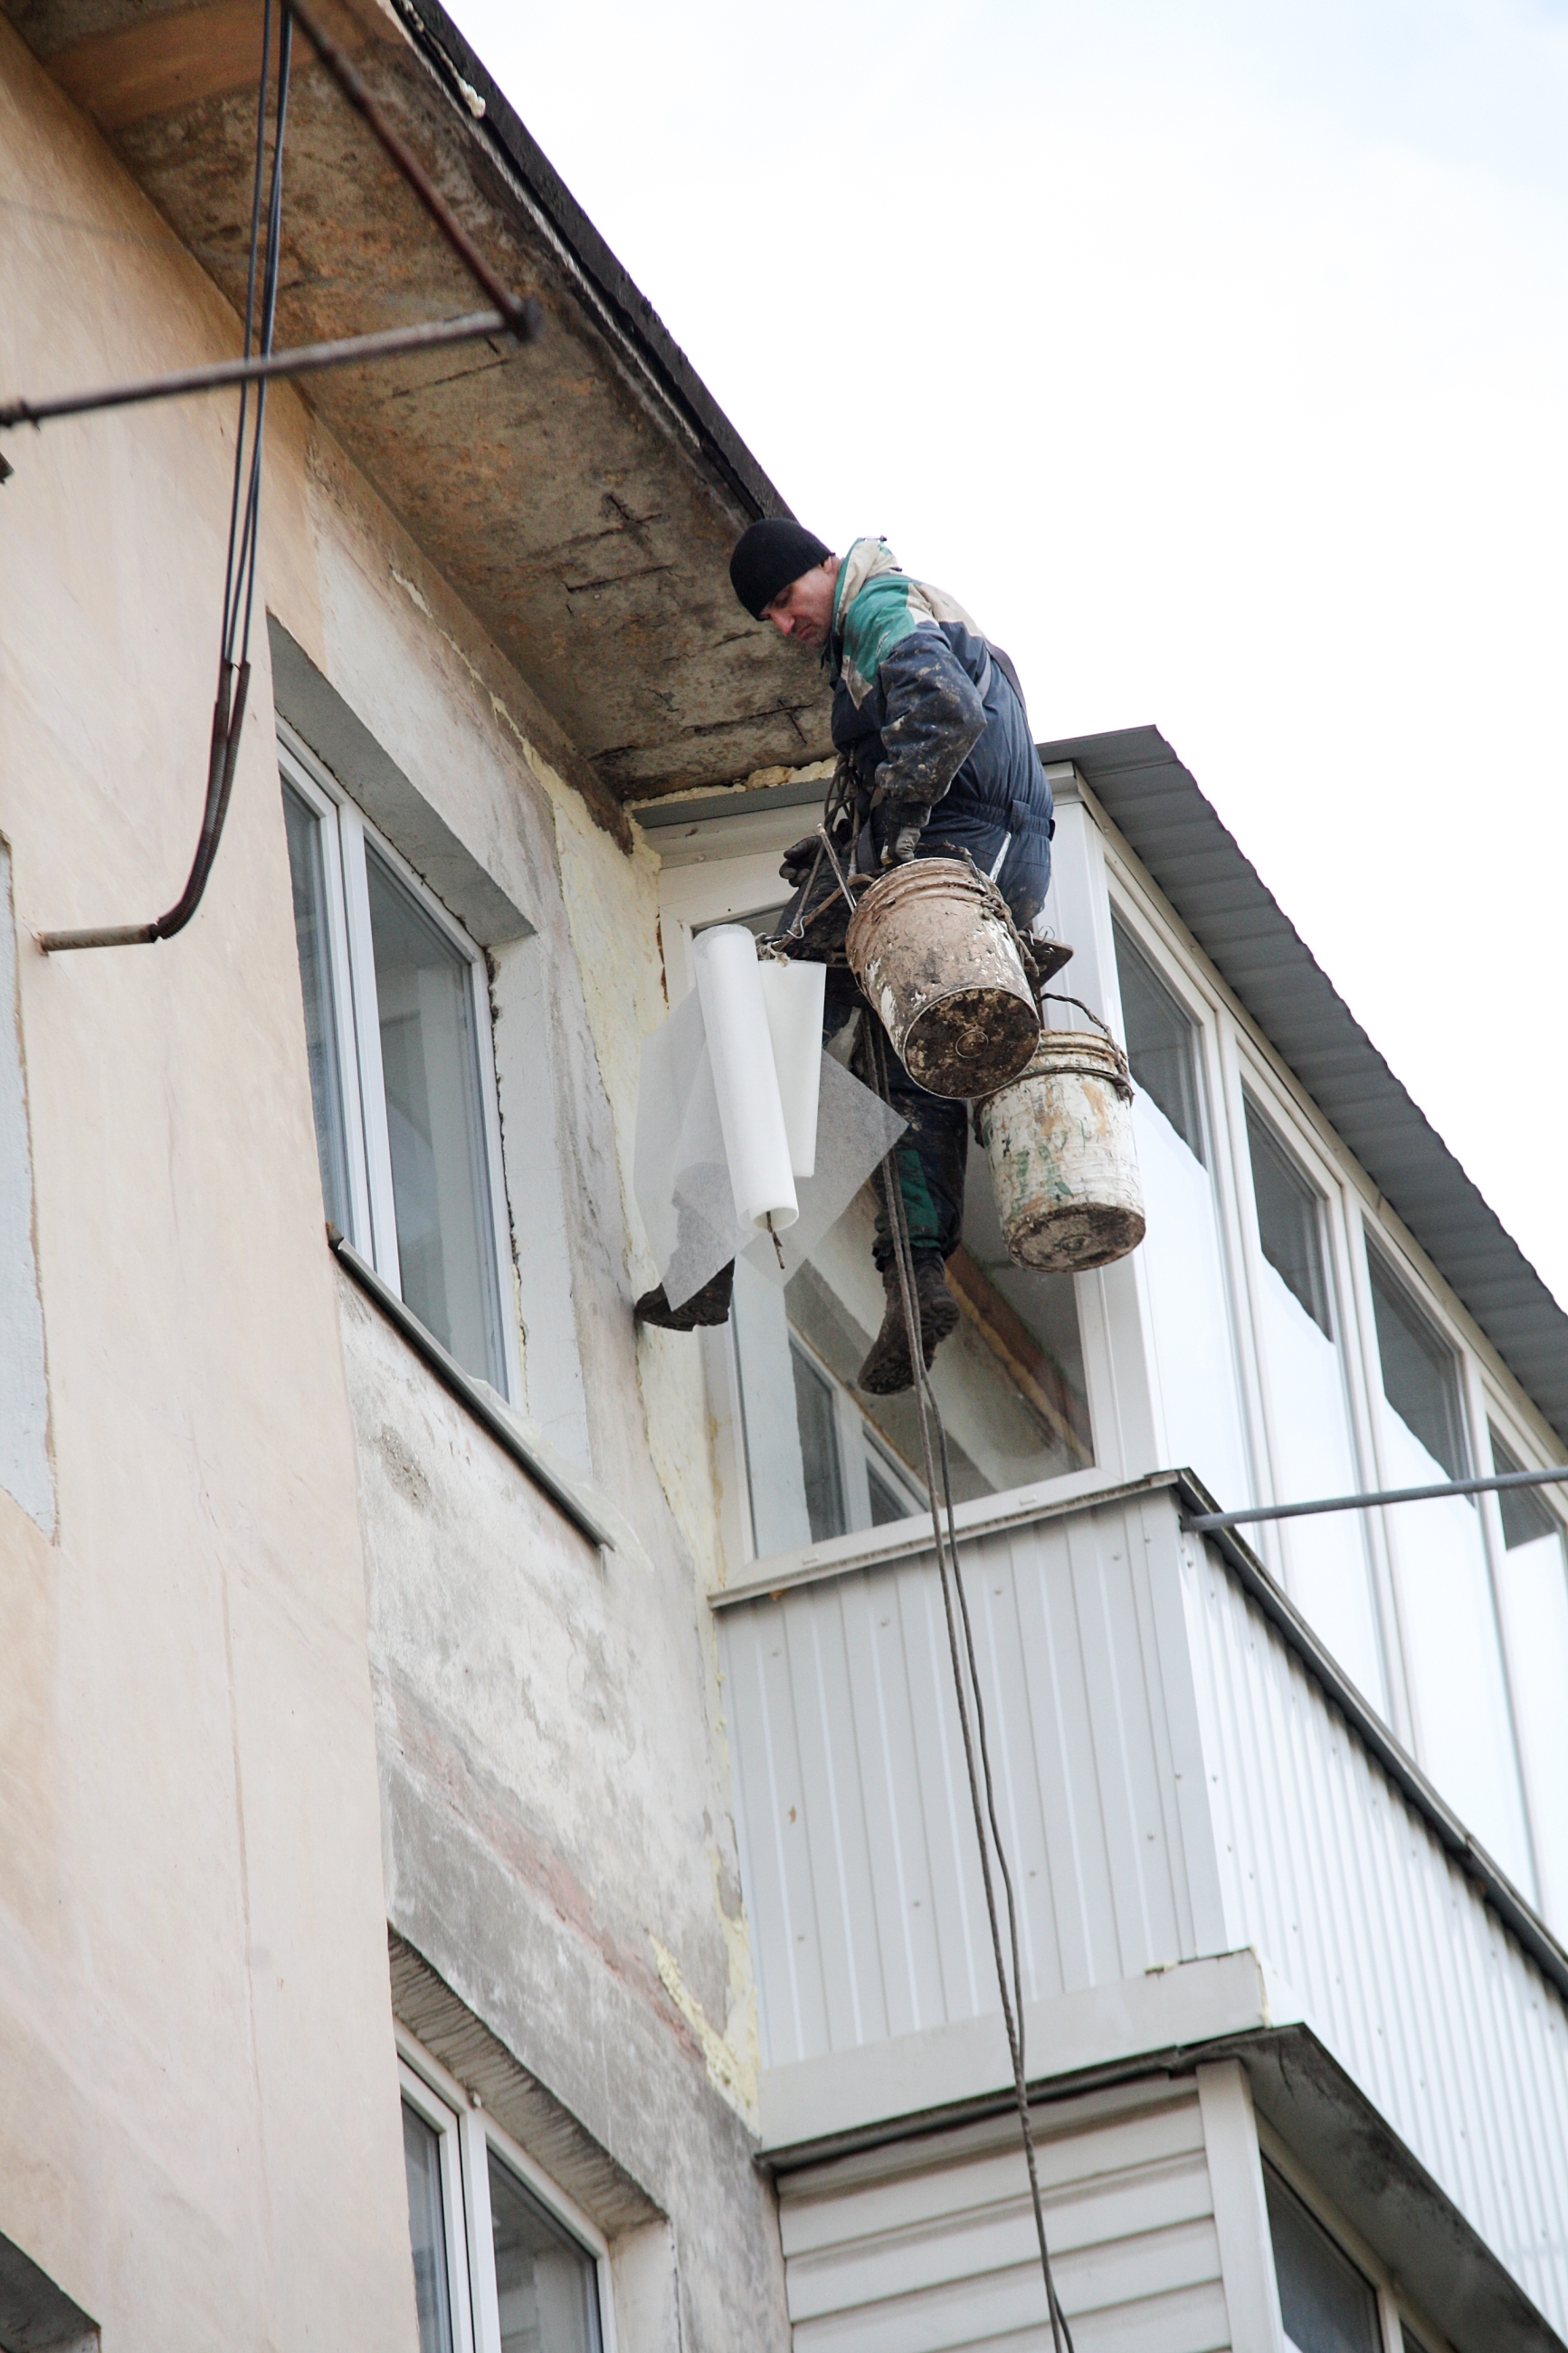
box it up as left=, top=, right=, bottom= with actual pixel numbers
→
left=235, top=4, right=292, bottom=667
left=220, top=0, right=274, bottom=668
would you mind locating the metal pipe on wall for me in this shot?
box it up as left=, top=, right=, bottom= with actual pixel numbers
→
left=1183, top=1462, right=1568, bottom=1535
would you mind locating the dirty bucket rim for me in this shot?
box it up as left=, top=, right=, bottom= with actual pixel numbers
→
left=975, top=1024, right=1132, bottom=1108
left=843, top=855, right=1014, bottom=954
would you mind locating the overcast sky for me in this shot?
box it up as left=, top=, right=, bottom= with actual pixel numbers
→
left=448, top=0, right=1568, bottom=1314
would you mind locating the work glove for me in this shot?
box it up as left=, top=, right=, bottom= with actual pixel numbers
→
left=779, top=834, right=831, bottom=888
left=881, top=822, right=923, bottom=868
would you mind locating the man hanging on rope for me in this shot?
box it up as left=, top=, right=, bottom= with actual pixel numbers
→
left=636, top=520, right=1054, bottom=1396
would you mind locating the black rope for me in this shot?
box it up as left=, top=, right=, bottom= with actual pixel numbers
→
left=866, top=1022, right=1076, bottom=2353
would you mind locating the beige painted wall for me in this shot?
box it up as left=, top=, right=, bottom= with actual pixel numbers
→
left=0, top=23, right=421, bottom=2348
left=0, top=18, right=782, bottom=2349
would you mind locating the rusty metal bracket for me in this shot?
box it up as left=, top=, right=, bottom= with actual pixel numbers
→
left=0, top=310, right=527, bottom=433
left=0, top=0, right=540, bottom=438
left=286, top=0, right=536, bottom=338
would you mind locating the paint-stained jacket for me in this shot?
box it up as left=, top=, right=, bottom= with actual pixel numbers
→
left=828, top=538, right=1053, bottom=912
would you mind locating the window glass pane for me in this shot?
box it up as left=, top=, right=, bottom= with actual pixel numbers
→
left=1490, top=1426, right=1560, bottom=1549
left=1367, top=1252, right=1469, bottom=1481
left=791, top=1345, right=847, bottom=1544
left=1112, top=914, right=1203, bottom=1160
left=488, top=2149, right=603, bottom=2353
left=1265, top=2171, right=1380, bottom=2353
left=868, top=1453, right=913, bottom=1528
left=281, top=781, right=351, bottom=1231
left=402, top=2102, right=455, bottom=2353
left=1247, top=1100, right=1331, bottom=1337
left=366, top=850, right=504, bottom=1386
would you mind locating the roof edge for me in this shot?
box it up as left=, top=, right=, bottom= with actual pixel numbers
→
left=390, top=0, right=790, bottom=528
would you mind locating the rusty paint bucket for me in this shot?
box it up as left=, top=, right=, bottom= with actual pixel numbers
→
left=844, top=859, right=1040, bottom=1100
left=975, top=1029, right=1145, bottom=1272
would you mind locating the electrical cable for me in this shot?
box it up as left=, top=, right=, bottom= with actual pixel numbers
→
left=865, top=1018, right=1076, bottom=2353
left=37, top=5, right=294, bottom=955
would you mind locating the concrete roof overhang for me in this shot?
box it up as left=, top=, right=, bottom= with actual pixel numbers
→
left=5, top=0, right=833, bottom=839
left=1048, top=725, right=1568, bottom=1450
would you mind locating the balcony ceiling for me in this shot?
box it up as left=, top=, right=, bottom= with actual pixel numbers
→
left=4, top=0, right=832, bottom=831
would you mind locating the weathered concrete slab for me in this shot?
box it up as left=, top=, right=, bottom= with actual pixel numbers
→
left=4, top=0, right=833, bottom=815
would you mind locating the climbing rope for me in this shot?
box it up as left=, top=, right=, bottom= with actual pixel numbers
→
left=866, top=1021, right=1077, bottom=2353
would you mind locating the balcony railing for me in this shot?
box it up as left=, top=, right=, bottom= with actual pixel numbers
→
left=714, top=1472, right=1568, bottom=2337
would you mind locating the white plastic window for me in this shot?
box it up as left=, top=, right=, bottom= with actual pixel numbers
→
left=1265, top=2167, right=1381, bottom=2353
left=1243, top=1093, right=1383, bottom=1707
left=1365, top=1242, right=1533, bottom=1890
left=398, top=2057, right=607, bottom=2353
left=1488, top=1424, right=1568, bottom=1934
left=279, top=732, right=514, bottom=1397
left=1112, top=911, right=1204, bottom=1162
left=770, top=1326, right=924, bottom=1551
left=1108, top=901, right=1251, bottom=1512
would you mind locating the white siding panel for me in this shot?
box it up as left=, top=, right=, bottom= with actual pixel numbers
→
left=780, top=2088, right=1231, bottom=2353
left=726, top=1488, right=1568, bottom=2333
left=1183, top=1535, right=1568, bottom=2333
left=720, top=1500, right=1208, bottom=2071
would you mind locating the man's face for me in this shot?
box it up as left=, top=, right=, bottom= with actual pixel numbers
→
left=762, top=557, right=840, bottom=649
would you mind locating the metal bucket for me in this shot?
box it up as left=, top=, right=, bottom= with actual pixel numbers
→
left=976, top=1029, right=1145, bottom=1272
left=844, top=859, right=1040, bottom=1100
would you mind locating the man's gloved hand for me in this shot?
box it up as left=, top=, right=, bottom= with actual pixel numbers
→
left=881, top=822, right=923, bottom=869
left=779, top=834, right=822, bottom=887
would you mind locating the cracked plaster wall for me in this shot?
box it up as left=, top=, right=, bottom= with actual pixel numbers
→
left=0, top=20, right=784, bottom=2352
left=266, top=160, right=784, bottom=2353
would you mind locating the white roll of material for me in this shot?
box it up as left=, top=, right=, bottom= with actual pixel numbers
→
left=691, top=926, right=799, bottom=1234
left=757, top=957, right=826, bottom=1179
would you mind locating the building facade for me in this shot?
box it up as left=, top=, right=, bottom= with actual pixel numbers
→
left=0, top=5, right=1564, bottom=2351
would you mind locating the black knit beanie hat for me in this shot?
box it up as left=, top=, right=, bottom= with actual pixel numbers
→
left=729, top=519, right=832, bottom=620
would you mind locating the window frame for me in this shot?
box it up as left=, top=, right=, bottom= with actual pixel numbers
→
left=1481, top=1400, right=1568, bottom=1544
left=1104, top=881, right=1263, bottom=1506
left=1363, top=1237, right=1475, bottom=1487
left=280, top=721, right=520, bottom=1404
left=1241, top=1088, right=1337, bottom=1341
left=400, top=2059, right=478, bottom=2353
left=785, top=1323, right=927, bottom=1545
left=396, top=2033, right=617, bottom=2353
left=1259, top=2126, right=1457, bottom=2353
left=1109, top=904, right=1210, bottom=1164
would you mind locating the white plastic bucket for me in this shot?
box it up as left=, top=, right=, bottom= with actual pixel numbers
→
left=976, top=1029, right=1145, bottom=1272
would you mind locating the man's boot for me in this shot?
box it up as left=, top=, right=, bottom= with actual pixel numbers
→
left=634, top=1262, right=735, bottom=1330
left=857, top=1259, right=960, bottom=1396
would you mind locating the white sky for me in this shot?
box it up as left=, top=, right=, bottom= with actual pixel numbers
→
left=448, top=0, right=1568, bottom=1312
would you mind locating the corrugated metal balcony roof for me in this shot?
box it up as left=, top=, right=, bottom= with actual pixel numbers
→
left=1043, top=724, right=1568, bottom=1448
